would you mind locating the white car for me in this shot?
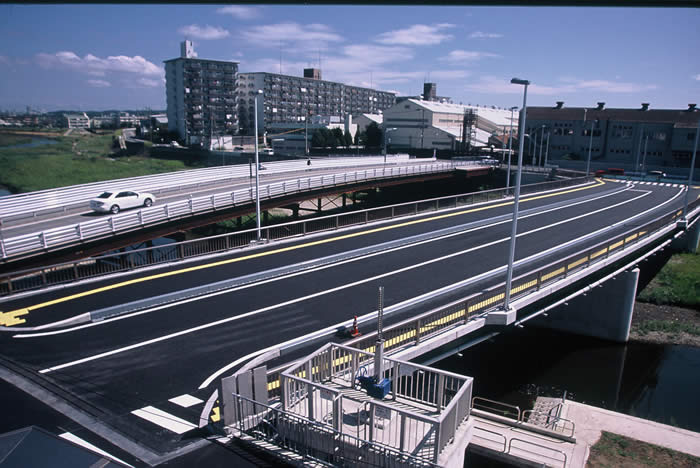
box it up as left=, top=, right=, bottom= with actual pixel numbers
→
left=89, top=190, right=156, bottom=214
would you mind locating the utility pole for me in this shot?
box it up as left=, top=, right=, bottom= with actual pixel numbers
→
left=420, top=108, right=425, bottom=150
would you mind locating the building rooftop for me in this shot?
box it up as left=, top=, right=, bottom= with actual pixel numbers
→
left=407, top=99, right=516, bottom=127
left=527, top=104, right=700, bottom=124
left=241, top=71, right=395, bottom=96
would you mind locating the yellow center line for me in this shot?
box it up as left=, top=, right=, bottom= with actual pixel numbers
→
left=7, top=179, right=605, bottom=319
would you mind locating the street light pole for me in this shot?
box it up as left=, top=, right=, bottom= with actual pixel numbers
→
left=254, top=89, right=263, bottom=242
left=507, top=106, right=516, bottom=190
left=682, top=117, right=699, bottom=221
left=305, top=110, right=309, bottom=157
left=544, top=131, right=550, bottom=167
left=504, top=77, right=529, bottom=311
left=383, top=127, right=397, bottom=164
left=538, top=125, right=545, bottom=166
left=586, top=119, right=595, bottom=176
left=641, top=134, right=649, bottom=173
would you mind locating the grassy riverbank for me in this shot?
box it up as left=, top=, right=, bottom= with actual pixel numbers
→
left=0, top=130, right=192, bottom=193
left=631, top=253, right=700, bottom=346
left=587, top=431, right=700, bottom=467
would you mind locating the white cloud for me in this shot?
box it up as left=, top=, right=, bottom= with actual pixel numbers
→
left=464, top=76, right=657, bottom=95
left=178, top=24, right=230, bottom=40
left=375, top=24, right=455, bottom=46
left=439, top=50, right=500, bottom=63
left=87, top=79, right=110, bottom=88
left=0, top=55, right=10, bottom=65
left=241, top=22, right=343, bottom=46
left=136, top=78, right=161, bottom=87
left=217, top=6, right=259, bottom=19
left=693, top=74, right=700, bottom=81
left=470, top=31, right=502, bottom=39
left=87, top=70, right=106, bottom=77
left=36, top=51, right=162, bottom=76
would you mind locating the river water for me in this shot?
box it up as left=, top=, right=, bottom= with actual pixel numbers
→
left=2, top=137, right=58, bottom=149
left=434, top=326, right=700, bottom=433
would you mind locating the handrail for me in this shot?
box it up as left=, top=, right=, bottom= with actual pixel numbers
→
left=472, top=397, right=521, bottom=420
left=0, top=161, right=471, bottom=262
left=508, top=438, right=567, bottom=467
left=472, top=426, right=507, bottom=452
left=0, top=175, right=591, bottom=296
left=521, top=409, right=575, bottom=438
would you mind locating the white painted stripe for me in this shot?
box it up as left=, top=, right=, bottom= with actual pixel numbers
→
left=169, top=394, right=203, bottom=408
left=131, top=406, right=196, bottom=434
left=38, top=187, right=683, bottom=378
left=673, top=184, right=679, bottom=188
left=59, top=432, right=134, bottom=467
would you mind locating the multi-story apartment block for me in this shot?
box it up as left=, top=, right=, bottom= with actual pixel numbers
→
left=525, top=102, right=699, bottom=173
left=64, top=112, right=90, bottom=129
left=237, top=71, right=395, bottom=134
left=165, top=41, right=238, bottom=147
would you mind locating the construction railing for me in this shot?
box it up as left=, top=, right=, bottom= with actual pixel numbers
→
left=0, top=175, right=591, bottom=296
left=230, top=393, right=439, bottom=468
left=278, top=342, right=473, bottom=464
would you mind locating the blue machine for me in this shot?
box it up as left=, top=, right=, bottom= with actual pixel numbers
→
left=356, top=368, right=392, bottom=399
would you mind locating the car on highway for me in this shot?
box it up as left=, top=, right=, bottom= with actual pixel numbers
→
left=89, top=190, right=156, bottom=214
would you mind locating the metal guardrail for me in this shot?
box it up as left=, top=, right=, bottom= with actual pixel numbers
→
left=0, top=155, right=419, bottom=222
left=231, top=393, right=439, bottom=468
left=0, top=161, right=479, bottom=263
left=472, top=397, right=521, bottom=420
left=262, top=195, right=699, bottom=403
left=0, top=175, right=591, bottom=297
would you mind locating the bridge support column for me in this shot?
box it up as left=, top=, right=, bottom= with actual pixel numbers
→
left=533, top=268, right=639, bottom=343
left=673, top=219, right=700, bottom=253
left=342, top=193, right=347, bottom=207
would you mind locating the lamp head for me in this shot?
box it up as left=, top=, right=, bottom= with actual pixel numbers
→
left=510, top=78, right=530, bottom=86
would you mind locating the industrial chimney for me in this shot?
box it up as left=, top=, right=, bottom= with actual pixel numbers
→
left=555, top=101, right=564, bottom=109
left=596, top=102, right=605, bottom=110
left=641, top=103, right=650, bottom=111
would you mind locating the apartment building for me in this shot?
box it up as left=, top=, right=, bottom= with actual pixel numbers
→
left=237, top=71, right=395, bottom=134
left=525, top=102, right=700, bottom=172
left=165, top=41, right=238, bottom=148
left=64, top=112, right=90, bottom=129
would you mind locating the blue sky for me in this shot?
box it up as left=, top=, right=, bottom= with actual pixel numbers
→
left=0, top=4, right=698, bottom=112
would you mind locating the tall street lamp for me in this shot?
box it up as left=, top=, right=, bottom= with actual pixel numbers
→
left=383, top=127, right=397, bottom=164
left=254, top=89, right=263, bottom=242
left=544, top=131, right=550, bottom=167
left=682, top=117, right=699, bottom=221
left=538, top=124, right=545, bottom=166
left=586, top=118, right=598, bottom=176
left=504, top=77, right=529, bottom=311
left=507, top=106, right=517, bottom=190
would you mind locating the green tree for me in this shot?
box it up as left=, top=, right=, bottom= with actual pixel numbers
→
left=344, top=130, right=354, bottom=147
left=311, top=129, right=327, bottom=148
left=354, top=131, right=365, bottom=146
left=331, top=128, right=344, bottom=148
left=365, top=122, right=382, bottom=148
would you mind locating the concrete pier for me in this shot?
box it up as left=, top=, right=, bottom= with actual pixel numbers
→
left=532, top=268, right=640, bottom=342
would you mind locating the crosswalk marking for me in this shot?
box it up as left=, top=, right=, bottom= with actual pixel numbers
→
left=168, top=394, right=203, bottom=408
left=59, top=432, right=134, bottom=467
left=132, top=406, right=196, bottom=434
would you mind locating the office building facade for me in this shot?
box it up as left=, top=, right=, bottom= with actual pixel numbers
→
left=525, top=102, right=699, bottom=171
left=237, top=72, right=395, bottom=134
left=164, top=41, right=238, bottom=147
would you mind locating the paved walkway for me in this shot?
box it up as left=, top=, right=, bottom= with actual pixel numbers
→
left=561, top=400, right=700, bottom=466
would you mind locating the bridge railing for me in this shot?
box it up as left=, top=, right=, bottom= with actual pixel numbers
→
left=262, top=195, right=699, bottom=404
left=0, top=162, right=470, bottom=262
left=0, top=175, right=591, bottom=297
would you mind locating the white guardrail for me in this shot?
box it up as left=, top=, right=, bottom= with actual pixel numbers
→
left=0, top=155, right=421, bottom=223
left=0, top=161, right=485, bottom=261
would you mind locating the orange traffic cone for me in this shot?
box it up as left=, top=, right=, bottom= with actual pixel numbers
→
left=350, top=316, right=361, bottom=337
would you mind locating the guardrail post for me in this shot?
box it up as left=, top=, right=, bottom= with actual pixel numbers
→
left=40, top=232, right=48, bottom=249
left=0, top=239, right=6, bottom=259
left=73, top=262, right=79, bottom=281
left=365, top=211, right=369, bottom=224
left=165, top=205, right=170, bottom=219
left=463, top=301, right=470, bottom=323
left=211, top=195, right=216, bottom=210
left=537, top=271, right=542, bottom=290
left=138, top=210, right=143, bottom=227
left=231, top=191, right=236, bottom=205
left=188, top=197, right=193, bottom=214
left=40, top=269, right=47, bottom=286
left=335, top=215, right=339, bottom=230
left=415, top=319, right=422, bottom=344
left=391, top=206, right=395, bottom=218
left=178, top=243, right=185, bottom=260
left=76, top=224, right=83, bottom=240
left=109, top=217, right=115, bottom=233
left=399, top=413, right=406, bottom=452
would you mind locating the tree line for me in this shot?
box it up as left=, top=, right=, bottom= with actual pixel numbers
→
left=311, top=122, right=383, bottom=149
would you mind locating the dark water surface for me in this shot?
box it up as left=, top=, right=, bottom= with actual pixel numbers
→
left=434, top=327, right=700, bottom=433
left=2, top=137, right=58, bottom=149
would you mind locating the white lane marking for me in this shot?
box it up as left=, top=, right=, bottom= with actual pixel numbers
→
left=131, top=406, right=196, bottom=434
left=169, top=394, right=203, bottom=408
left=201, top=189, right=683, bottom=388
left=19, top=186, right=628, bottom=339
left=39, top=188, right=658, bottom=374
left=59, top=432, right=134, bottom=467
left=39, top=187, right=678, bottom=376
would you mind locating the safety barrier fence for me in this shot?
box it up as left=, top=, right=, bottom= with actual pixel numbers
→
left=277, top=343, right=473, bottom=464
left=0, top=175, right=591, bottom=297
left=230, top=393, right=439, bottom=468
left=0, top=155, right=419, bottom=222
left=1, top=162, right=476, bottom=263
left=264, top=195, right=699, bottom=405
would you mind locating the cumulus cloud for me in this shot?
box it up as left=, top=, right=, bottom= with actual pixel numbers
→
left=464, top=76, right=657, bottom=95
left=217, top=6, right=259, bottom=19
left=241, top=22, right=343, bottom=47
left=439, top=50, right=500, bottom=63
left=469, top=31, right=502, bottom=39
left=694, top=74, right=700, bottom=81
left=178, top=24, right=230, bottom=40
left=36, top=51, right=162, bottom=76
left=87, top=79, right=110, bottom=88
left=375, top=23, right=455, bottom=45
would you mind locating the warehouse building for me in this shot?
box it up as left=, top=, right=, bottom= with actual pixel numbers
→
left=525, top=102, right=699, bottom=172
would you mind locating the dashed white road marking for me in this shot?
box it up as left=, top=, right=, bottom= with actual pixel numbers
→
left=131, top=406, right=196, bottom=434
left=169, top=394, right=203, bottom=408
left=59, top=432, right=134, bottom=467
